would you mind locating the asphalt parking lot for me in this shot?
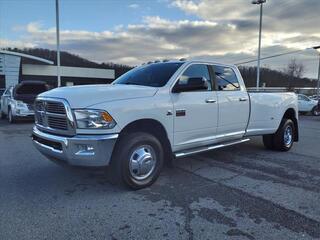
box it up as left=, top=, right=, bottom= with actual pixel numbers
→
left=1, top=116, right=320, bottom=240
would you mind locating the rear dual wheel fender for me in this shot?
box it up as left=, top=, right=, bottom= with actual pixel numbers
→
left=263, top=118, right=295, bottom=151
left=108, top=132, right=164, bottom=190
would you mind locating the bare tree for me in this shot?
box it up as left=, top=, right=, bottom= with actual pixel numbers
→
left=284, top=59, right=306, bottom=91
left=285, top=58, right=306, bottom=78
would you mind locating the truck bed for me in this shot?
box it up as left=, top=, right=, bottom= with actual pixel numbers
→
left=246, top=92, right=298, bottom=136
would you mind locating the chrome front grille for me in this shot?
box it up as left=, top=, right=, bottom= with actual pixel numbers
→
left=47, top=116, right=68, bottom=130
left=35, top=98, right=76, bottom=136
left=46, top=102, right=66, bottom=114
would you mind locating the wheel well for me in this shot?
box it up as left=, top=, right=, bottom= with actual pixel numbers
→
left=119, top=119, right=173, bottom=165
left=283, top=108, right=299, bottom=141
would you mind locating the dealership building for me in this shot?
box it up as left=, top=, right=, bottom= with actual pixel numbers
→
left=0, top=50, right=115, bottom=88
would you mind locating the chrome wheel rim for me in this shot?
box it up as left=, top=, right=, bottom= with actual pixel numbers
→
left=314, top=108, right=320, bottom=116
left=129, top=145, right=157, bottom=181
left=284, top=125, right=293, bottom=146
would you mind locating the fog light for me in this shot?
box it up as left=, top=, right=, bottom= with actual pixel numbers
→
left=76, top=144, right=95, bottom=156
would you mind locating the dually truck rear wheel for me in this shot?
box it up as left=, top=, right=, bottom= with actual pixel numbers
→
left=108, top=132, right=164, bottom=189
left=263, top=118, right=295, bottom=151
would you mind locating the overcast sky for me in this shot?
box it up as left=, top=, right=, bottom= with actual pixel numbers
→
left=0, top=0, right=319, bottom=78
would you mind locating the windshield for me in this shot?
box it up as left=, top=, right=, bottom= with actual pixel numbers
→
left=113, top=62, right=183, bottom=87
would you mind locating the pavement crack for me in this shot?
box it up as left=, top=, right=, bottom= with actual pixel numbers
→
left=175, top=166, right=320, bottom=238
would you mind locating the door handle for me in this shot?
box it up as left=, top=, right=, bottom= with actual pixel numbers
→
left=239, top=98, right=248, bottom=102
left=205, top=99, right=217, bottom=103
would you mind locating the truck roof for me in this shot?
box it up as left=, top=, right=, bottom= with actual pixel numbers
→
left=144, top=60, right=237, bottom=69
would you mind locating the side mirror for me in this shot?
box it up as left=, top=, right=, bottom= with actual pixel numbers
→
left=173, top=77, right=208, bottom=93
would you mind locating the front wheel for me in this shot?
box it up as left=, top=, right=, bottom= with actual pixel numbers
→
left=108, top=132, right=164, bottom=189
left=263, top=118, right=295, bottom=151
left=312, top=107, right=320, bottom=116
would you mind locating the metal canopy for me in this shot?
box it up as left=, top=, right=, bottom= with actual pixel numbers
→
left=0, top=50, right=54, bottom=65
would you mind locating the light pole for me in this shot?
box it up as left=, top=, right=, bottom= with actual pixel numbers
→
left=313, top=46, right=320, bottom=99
left=252, top=0, right=266, bottom=90
left=55, top=0, right=61, bottom=87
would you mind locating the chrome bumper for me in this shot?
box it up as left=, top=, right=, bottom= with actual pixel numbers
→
left=32, top=126, right=118, bottom=167
left=15, top=109, right=34, bottom=117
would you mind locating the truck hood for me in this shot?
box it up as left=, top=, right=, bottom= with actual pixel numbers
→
left=39, top=84, right=158, bottom=108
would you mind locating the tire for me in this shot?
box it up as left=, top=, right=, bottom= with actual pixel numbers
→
left=263, top=118, right=295, bottom=151
left=8, top=108, right=15, bottom=123
left=262, top=134, right=274, bottom=150
left=312, top=107, right=320, bottom=116
left=108, top=132, right=164, bottom=189
left=0, top=111, right=6, bottom=119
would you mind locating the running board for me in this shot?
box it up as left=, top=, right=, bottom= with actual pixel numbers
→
left=174, top=138, right=250, bottom=158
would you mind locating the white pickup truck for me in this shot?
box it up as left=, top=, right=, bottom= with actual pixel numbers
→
left=32, top=60, right=299, bottom=189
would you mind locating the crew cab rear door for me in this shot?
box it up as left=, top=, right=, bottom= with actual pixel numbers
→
left=211, top=65, right=250, bottom=141
left=171, top=63, right=218, bottom=149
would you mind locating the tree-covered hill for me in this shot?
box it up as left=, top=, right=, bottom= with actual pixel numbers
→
left=4, top=47, right=317, bottom=88
left=5, top=47, right=133, bottom=78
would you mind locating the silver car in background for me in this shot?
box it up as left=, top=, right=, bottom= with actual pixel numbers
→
left=0, top=81, right=50, bottom=123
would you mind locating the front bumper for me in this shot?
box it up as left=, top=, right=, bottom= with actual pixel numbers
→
left=32, top=126, right=118, bottom=167
left=14, top=109, right=34, bottom=117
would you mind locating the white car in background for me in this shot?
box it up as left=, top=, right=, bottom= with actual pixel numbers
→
left=0, top=81, right=50, bottom=123
left=297, top=94, right=320, bottom=116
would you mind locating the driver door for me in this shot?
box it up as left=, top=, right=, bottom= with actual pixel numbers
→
left=171, top=64, right=218, bottom=150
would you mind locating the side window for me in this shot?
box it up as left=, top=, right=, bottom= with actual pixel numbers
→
left=299, top=95, right=309, bottom=101
left=214, top=65, right=240, bottom=91
left=304, top=96, right=310, bottom=101
left=177, top=64, right=212, bottom=91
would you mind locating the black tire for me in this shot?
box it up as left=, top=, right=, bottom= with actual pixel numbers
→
left=312, top=107, right=320, bottom=116
left=262, top=134, right=275, bottom=150
left=8, top=108, right=15, bottom=123
left=108, top=132, right=164, bottom=189
left=263, top=118, right=295, bottom=151
left=0, top=111, right=6, bottom=119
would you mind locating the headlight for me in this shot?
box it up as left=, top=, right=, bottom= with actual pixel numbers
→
left=73, top=109, right=116, bottom=129
left=14, top=100, right=27, bottom=108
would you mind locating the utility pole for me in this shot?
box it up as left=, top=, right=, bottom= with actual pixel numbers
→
left=317, top=53, right=320, bottom=98
left=252, top=0, right=266, bottom=90
left=312, top=46, right=320, bottom=99
left=55, top=0, right=61, bottom=87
